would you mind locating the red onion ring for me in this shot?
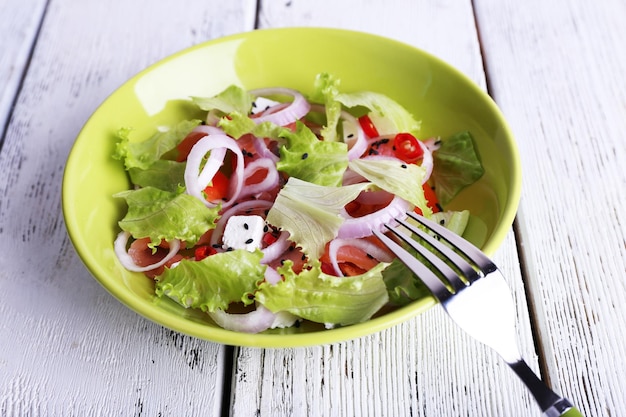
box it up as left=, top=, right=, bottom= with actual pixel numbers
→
left=208, top=305, right=277, bottom=334
left=264, top=267, right=283, bottom=285
left=254, top=137, right=280, bottom=163
left=338, top=195, right=411, bottom=239
left=249, top=88, right=311, bottom=126
left=239, top=157, right=280, bottom=199
left=261, top=231, right=291, bottom=264
left=184, top=133, right=244, bottom=208
left=327, top=237, right=394, bottom=277
left=114, top=231, right=181, bottom=272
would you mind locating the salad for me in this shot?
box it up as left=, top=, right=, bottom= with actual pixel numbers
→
left=112, top=73, right=484, bottom=333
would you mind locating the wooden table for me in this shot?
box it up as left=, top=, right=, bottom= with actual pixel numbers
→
left=1, top=1, right=624, bottom=415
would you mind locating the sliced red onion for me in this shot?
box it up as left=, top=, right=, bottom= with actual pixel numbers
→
left=184, top=133, right=244, bottom=208
left=249, top=87, right=310, bottom=126
left=210, top=200, right=273, bottom=247
left=239, top=157, right=280, bottom=199
left=264, top=266, right=283, bottom=285
left=114, top=231, right=181, bottom=272
left=208, top=305, right=276, bottom=333
left=327, top=237, right=395, bottom=277
left=417, top=139, right=434, bottom=183
left=338, top=195, right=411, bottom=239
left=424, top=137, right=442, bottom=152
left=192, top=125, right=224, bottom=136
left=342, top=111, right=368, bottom=160
left=261, top=231, right=290, bottom=264
left=253, top=137, right=279, bottom=163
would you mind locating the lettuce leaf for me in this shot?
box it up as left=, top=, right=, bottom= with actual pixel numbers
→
left=191, top=85, right=253, bottom=115
left=113, top=120, right=201, bottom=170
left=218, top=111, right=287, bottom=140
left=128, top=159, right=186, bottom=193
left=256, top=261, right=389, bottom=326
left=277, top=121, right=348, bottom=186
left=348, top=157, right=431, bottom=215
left=431, top=131, right=484, bottom=205
left=309, top=72, right=343, bottom=142
left=115, top=186, right=219, bottom=247
left=155, top=249, right=266, bottom=312
left=335, top=91, right=421, bottom=136
left=265, top=178, right=370, bottom=258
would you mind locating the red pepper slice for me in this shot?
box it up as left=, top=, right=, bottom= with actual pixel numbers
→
left=195, top=245, right=217, bottom=261
left=358, top=115, right=380, bottom=138
left=416, top=183, right=441, bottom=214
left=203, top=170, right=230, bottom=202
left=393, top=133, right=424, bottom=163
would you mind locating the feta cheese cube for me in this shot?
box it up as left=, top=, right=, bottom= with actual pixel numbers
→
left=222, top=215, right=266, bottom=252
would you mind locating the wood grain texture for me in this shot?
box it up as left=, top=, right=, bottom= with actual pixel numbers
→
left=0, top=0, right=256, bottom=415
left=473, top=0, right=626, bottom=415
left=228, top=1, right=538, bottom=416
left=0, top=0, right=48, bottom=140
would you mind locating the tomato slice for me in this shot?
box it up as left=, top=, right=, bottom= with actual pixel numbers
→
left=176, top=131, right=207, bottom=162
left=203, top=170, right=230, bottom=202
left=393, top=133, right=423, bottom=163
left=358, top=115, right=380, bottom=138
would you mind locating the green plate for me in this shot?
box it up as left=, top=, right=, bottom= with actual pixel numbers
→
left=62, top=28, right=521, bottom=347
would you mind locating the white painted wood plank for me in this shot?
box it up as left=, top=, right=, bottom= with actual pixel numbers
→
left=0, top=0, right=256, bottom=415
left=0, top=0, right=47, bottom=135
left=229, top=1, right=538, bottom=416
left=473, top=0, right=626, bottom=416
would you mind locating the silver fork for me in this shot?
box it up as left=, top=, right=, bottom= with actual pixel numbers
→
left=373, top=212, right=583, bottom=417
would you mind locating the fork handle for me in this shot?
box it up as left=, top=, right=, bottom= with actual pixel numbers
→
left=508, top=360, right=584, bottom=416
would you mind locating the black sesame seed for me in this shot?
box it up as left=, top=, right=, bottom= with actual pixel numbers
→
left=263, top=225, right=269, bottom=232
left=439, top=219, right=446, bottom=225
left=436, top=203, right=443, bottom=211
left=301, top=254, right=306, bottom=261
left=347, top=133, right=354, bottom=138
left=302, top=152, right=309, bottom=160
left=245, top=238, right=254, bottom=244
left=401, top=164, right=407, bottom=169
left=226, top=247, right=234, bottom=251
left=366, top=253, right=374, bottom=259
left=212, top=244, right=221, bottom=248
left=380, top=138, right=389, bottom=144
left=243, top=223, right=249, bottom=230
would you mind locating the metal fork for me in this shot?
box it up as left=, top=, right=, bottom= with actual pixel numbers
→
left=373, top=212, right=583, bottom=417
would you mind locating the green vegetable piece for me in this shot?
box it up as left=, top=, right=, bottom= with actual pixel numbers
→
left=336, top=91, right=421, bottom=137
left=277, top=121, right=348, bottom=186
left=113, top=119, right=201, bottom=170
left=128, top=159, right=186, bottom=193
left=266, top=178, right=370, bottom=259
left=156, top=249, right=266, bottom=312
left=191, top=85, right=254, bottom=115
left=115, top=186, right=219, bottom=247
left=256, top=261, right=389, bottom=327
left=431, top=131, right=484, bottom=205
left=309, top=72, right=343, bottom=142
left=348, top=157, right=430, bottom=215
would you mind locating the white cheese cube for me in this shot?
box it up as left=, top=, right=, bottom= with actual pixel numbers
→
left=251, top=96, right=280, bottom=115
left=222, top=215, right=266, bottom=252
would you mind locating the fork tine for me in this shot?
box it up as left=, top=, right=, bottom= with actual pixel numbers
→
left=406, top=211, right=496, bottom=274
left=372, top=229, right=451, bottom=299
left=382, top=223, right=467, bottom=293
left=394, top=216, right=481, bottom=285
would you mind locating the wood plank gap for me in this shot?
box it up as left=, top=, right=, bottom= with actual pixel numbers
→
left=0, top=0, right=51, bottom=154
left=253, top=0, right=262, bottom=29
left=471, top=0, right=554, bottom=388
left=220, top=345, right=236, bottom=417
left=469, top=0, right=495, bottom=99
left=512, top=217, right=554, bottom=387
